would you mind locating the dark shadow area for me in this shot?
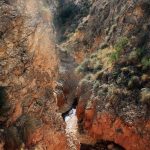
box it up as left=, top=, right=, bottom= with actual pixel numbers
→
left=54, top=1, right=79, bottom=42
left=53, top=0, right=91, bottom=43
left=80, top=141, right=125, bottom=150
left=0, top=87, right=6, bottom=109
left=0, top=87, right=10, bottom=118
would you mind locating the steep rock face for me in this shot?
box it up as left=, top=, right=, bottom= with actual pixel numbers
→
left=0, top=0, right=74, bottom=149
left=59, top=0, right=150, bottom=62
left=54, top=0, right=150, bottom=149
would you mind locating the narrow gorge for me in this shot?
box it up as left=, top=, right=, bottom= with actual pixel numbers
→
left=0, top=0, right=150, bottom=150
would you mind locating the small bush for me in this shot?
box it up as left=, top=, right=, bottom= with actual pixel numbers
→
left=114, top=37, right=129, bottom=53
left=136, top=47, right=145, bottom=57
left=110, top=51, right=119, bottom=62
left=141, top=56, right=150, bottom=69
left=75, top=56, right=102, bottom=74
left=110, top=37, right=129, bottom=62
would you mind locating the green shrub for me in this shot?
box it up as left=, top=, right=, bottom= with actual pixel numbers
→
left=110, top=51, right=119, bottom=62
left=110, top=37, right=129, bottom=62
left=141, top=56, right=150, bottom=69
left=136, top=47, right=145, bottom=57
left=75, top=57, right=102, bottom=74
left=114, top=37, right=129, bottom=53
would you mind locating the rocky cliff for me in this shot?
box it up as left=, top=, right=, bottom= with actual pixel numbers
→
left=0, top=0, right=150, bottom=150
left=0, top=0, right=74, bottom=149
left=54, top=0, right=150, bottom=149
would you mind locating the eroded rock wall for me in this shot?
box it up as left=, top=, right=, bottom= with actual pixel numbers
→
left=0, top=0, right=72, bottom=149
left=54, top=0, right=150, bottom=149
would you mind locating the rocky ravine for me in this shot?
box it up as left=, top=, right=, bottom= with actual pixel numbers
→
left=0, top=0, right=150, bottom=150
left=54, top=0, right=150, bottom=150
left=0, top=0, right=78, bottom=149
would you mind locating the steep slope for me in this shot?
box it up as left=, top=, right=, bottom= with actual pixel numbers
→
left=0, top=0, right=77, bottom=149
left=54, top=0, right=150, bottom=150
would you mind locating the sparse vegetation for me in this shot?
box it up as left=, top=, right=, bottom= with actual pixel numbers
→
left=75, top=55, right=102, bottom=74
left=114, top=37, right=129, bottom=53
left=141, top=56, right=150, bottom=69
left=110, top=37, right=129, bottom=62
left=136, top=47, right=145, bottom=57
left=110, top=52, right=119, bottom=62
